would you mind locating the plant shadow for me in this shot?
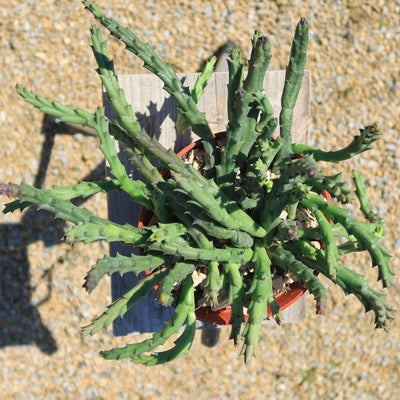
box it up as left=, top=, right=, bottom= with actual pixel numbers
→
left=0, top=115, right=104, bottom=354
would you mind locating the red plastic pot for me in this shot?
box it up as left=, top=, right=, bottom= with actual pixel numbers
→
left=139, top=133, right=332, bottom=326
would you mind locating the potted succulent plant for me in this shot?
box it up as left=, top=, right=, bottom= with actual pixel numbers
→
left=0, top=0, right=395, bottom=365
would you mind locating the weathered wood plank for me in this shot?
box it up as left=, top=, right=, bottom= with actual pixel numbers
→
left=105, top=70, right=310, bottom=335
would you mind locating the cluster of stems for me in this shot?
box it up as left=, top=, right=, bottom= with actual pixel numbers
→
left=0, top=0, right=394, bottom=365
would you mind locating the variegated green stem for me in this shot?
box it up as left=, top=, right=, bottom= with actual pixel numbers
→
left=301, top=193, right=394, bottom=287
left=126, top=276, right=196, bottom=366
left=183, top=227, right=223, bottom=308
left=93, top=107, right=155, bottom=210
left=203, top=261, right=223, bottom=308
left=273, top=243, right=328, bottom=315
left=15, top=85, right=152, bottom=210
left=216, top=88, right=261, bottom=198
left=15, top=84, right=96, bottom=126
left=297, top=223, right=347, bottom=241
left=306, top=172, right=353, bottom=204
left=132, top=310, right=196, bottom=366
left=192, top=56, right=217, bottom=103
left=170, top=172, right=266, bottom=238
left=216, top=35, right=273, bottom=197
left=192, top=214, right=254, bottom=248
left=277, top=18, right=309, bottom=162
left=291, top=123, right=381, bottom=163
left=85, top=0, right=217, bottom=170
left=353, top=169, right=385, bottom=227
left=227, top=46, right=245, bottom=123
left=108, top=122, right=165, bottom=186
left=51, top=179, right=122, bottom=199
left=314, top=209, right=340, bottom=279
left=171, top=186, right=254, bottom=248
left=3, top=178, right=123, bottom=213
left=66, top=221, right=148, bottom=245
left=81, top=267, right=169, bottom=336
left=297, top=249, right=395, bottom=332
left=90, top=27, right=217, bottom=191
left=177, top=56, right=217, bottom=135
left=224, top=262, right=246, bottom=345
left=243, top=33, right=271, bottom=93
left=147, top=239, right=254, bottom=263
left=83, top=252, right=167, bottom=294
left=100, top=275, right=195, bottom=362
left=0, top=182, right=111, bottom=226
left=259, top=116, right=279, bottom=144
left=157, top=261, right=195, bottom=306
left=240, top=239, right=279, bottom=363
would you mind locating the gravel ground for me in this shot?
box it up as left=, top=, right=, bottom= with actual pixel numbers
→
left=1, top=1, right=400, bottom=399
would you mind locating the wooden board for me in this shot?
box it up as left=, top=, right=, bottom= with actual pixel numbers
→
left=105, top=70, right=310, bottom=335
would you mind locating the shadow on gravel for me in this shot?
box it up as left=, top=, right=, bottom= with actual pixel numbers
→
left=0, top=115, right=104, bottom=354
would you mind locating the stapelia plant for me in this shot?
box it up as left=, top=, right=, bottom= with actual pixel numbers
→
left=1, top=0, right=395, bottom=365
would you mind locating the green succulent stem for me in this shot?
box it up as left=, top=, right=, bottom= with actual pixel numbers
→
left=83, top=253, right=167, bottom=294
left=15, top=85, right=153, bottom=210
left=314, top=209, right=340, bottom=279
left=191, top=56, right=217, bottom=104
left=301, top=193, right=394, bottom=287
left=3, top=178, right=123, bottom=214
left=81, top=266, right=169, bottom=336
left=84, top=0, right=217, bottom=170
left=291, top=123, right=381, bottom=162
left=243, top=33, right=272, bottom=93
left=170, top=172, right=267, bottom=238
left=224, top=262, right=246, bottom=345
left=203, top=261, right=223, bottom=308
left=216, top=88, right=260, bottom=198
left=157, top=261, right=195, bottom=306
left=272, top=244, right=328, bottom=314
left=93, top=107, right=155, bottom=210
left=353, top=169, right=385, bottom=227
left=278, top=18, right=309, bottom=161
left=95, top=275, right=196, bottom=365
left=240, top=239, right=279, bottom=363
left=131, top=309, right=196, bottom=366
left=1, top=7, right=393, bottom=367
left=296, top=249, right=395, bottom=332
left=227, top=46, right=245, bottom=123
left=90, top=25, right=217, bottom=188
left=0, top=182, right=110, bottom=226
left=177, top=56, right=217, bottom=135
